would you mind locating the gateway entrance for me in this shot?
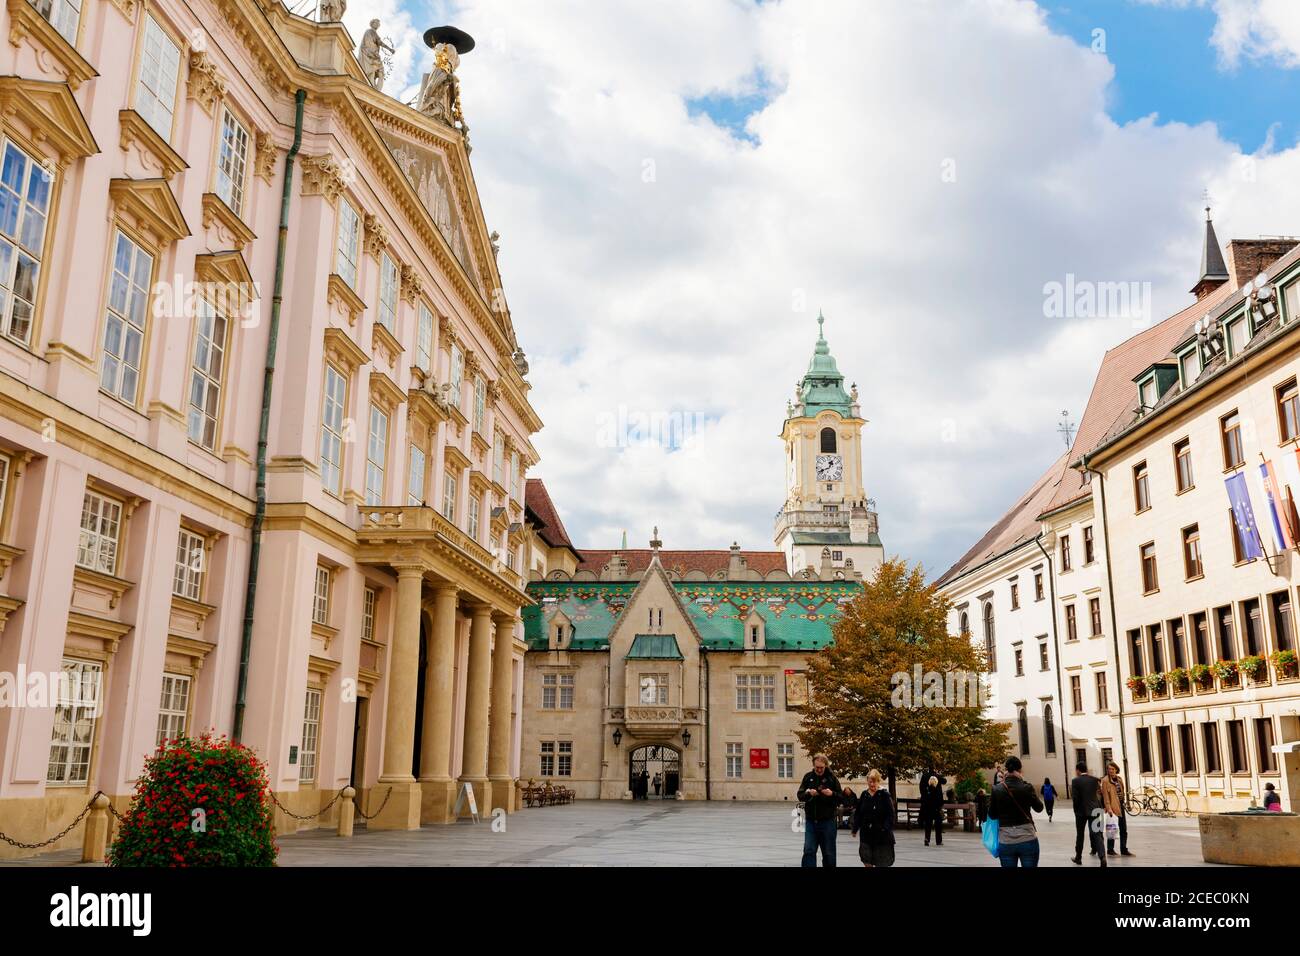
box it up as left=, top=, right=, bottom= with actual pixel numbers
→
left=629, top=744, right=680, bottom=799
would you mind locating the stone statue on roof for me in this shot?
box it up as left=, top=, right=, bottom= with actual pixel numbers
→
left=359, top=20, right=394, bottom=89
left=318, top=0, right=345, bottom=23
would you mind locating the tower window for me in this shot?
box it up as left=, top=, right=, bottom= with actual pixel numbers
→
left=820, top=427, right=837, bottom=453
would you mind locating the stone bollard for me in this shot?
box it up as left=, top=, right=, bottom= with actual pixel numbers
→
left=82, top=793, right=110, bottom=863
left=337, top=786, right=356, bottom=838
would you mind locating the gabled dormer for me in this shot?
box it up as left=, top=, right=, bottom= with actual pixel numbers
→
left=743, top=608, right=767, bottom=650
left=548, top=609, right=573, bottom=650
left=1134, top=362, right=1179, bottom=416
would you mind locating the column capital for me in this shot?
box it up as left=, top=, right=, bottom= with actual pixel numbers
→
left=491, top=608, right=517, bottom=627
left=393, top=562, right=427, bottom=578
left=468, top=602, right=495, bottom=620
left=431, top=581, right=459, bottom=597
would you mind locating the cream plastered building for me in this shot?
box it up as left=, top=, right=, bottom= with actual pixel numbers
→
left=518, top=321, right=878, bottom=801
left=1085, top=233, right=1300, bottom=813
left=0, top=0, right=542, bottom=858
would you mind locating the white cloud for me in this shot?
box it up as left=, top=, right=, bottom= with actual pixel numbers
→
left=379, top=0, right=1300, bottom=576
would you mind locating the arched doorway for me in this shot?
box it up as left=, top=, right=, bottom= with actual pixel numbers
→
left=629, top=744, right=681, bottom=799
left=411, top=615, right=430, bottom=778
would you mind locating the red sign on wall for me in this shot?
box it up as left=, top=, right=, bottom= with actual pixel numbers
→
left=750, top=748, right=770, bottom=769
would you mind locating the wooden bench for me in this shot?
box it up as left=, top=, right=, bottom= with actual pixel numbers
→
left=895, top=799, right=978, bottom=833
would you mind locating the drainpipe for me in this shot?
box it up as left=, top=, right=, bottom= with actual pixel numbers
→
left=702, top=648, right=712, bottom=801
left=1084, top=452, right=1131, bottom=786
left=234, top=89, right=307, bottom=742
left=1034, top=533, right=1072, bottom=789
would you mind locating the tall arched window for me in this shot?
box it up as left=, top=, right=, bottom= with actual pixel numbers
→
left=983, top=603, right=997, bottom=672
left=959, top=611, right=970, bottom=638
left=1043, top=704, right=1056, bottom=755
left=1018, top=706, right=1030, bottom=756
left=820, top=427, right=837, bottom=453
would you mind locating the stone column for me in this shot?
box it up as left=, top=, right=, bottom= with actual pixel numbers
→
left=457, top=604, right=493, bottom=815
left=370, top=564, right=424, bottom=830
left=419, top=583, right=459, bottom=823
left=487, top=612, right=517, bottom=813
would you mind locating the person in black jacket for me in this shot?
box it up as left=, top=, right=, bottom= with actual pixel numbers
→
left=918, top=771, right=946, bottom=846
left=798, top=753, right=842, bottom=867
left=851, top=769, right=895, bottom=867
left=1070, top=760, right=1106, bottom=867
left=988, top=756, right=1044, bottom=867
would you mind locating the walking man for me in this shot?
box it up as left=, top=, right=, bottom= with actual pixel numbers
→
left=1070, top=761, right=1107, bottom=866
left=798, top=753, right=843, bottom=867
left=1101, top=761, right=1134, bottom=857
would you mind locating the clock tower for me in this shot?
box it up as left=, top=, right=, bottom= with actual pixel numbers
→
left=774, top=313, right=883, bottom=578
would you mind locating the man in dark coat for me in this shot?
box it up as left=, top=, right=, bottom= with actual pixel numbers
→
left=1070, top=760, right=1107, bottom=866
left=798, top=754, right=843, bottom=866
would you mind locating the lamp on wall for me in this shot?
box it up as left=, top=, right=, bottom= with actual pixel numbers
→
left=612, top=728, right=623, bottom=747
left=681, top=729, right=691, bottom=748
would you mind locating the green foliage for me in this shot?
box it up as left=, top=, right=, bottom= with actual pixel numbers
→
left=107, top=733, right=278, bottom=867
left=796, top=558, right=1010, bottom=782
left=954, top=771, right=986, bottom=799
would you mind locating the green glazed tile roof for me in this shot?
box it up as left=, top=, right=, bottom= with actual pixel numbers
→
left=626, top=634, right=684, bottom=659
left=794, top=312, right=853, bottom=418
left=524, top=579, right=860, bottom=652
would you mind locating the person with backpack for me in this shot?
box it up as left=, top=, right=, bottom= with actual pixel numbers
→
left=988, top=756, right=1043, bottom=867
left=1041, top=778, right=1057, bottom=821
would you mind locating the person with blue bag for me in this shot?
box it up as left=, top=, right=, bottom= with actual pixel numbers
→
left=985, top=756, right=1043, bottom=867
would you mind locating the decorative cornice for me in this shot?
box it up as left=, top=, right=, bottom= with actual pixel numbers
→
left=118, top=108, right=187, bottom=180
left=322, top=325, right=368, bottom=375
left=399, top=262, right=423, bottom=304
left=108, top=177, right=190, bottom=245
left=6, top=0, right=99, bottom=90
left=200, top=192, right=255, bottom=249
left=106, top=0, right=138, bottom=21
left=371, top=320, right=404, bottom=369
left=438, top=314, right=459, bottom=348
left=187, top=50, right=227, bottom=115
left=368, top=368, right=404, bottom=414
left=0, top=76, right=99, bottom=165
left=326, top=273, right=365, bottom=327
left=464, top=350, right=481, bottom=375
left=300, top=153, right=345, bottom=204
left=362, top=212, right=390, bottom=259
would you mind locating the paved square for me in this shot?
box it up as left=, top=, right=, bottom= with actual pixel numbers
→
left=270, top=800, right=1219, bottom=867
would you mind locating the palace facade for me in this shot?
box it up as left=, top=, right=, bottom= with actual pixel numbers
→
left=939, top=214, right=1300, bottom=812
left=519, top=319, right=885, bottom=800
left=0, top=0, right=540, bottom=857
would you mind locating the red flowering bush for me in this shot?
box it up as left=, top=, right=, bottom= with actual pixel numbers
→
left=108, top=733, right=278, bottom=867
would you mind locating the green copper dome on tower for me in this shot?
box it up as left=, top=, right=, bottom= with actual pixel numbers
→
left=792, top=312, right=854, bottom=418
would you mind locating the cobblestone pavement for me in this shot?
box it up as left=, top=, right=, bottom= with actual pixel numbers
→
left=1, top=800, right=1222, bottom=867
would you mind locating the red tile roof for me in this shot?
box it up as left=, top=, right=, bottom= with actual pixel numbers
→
left=935, top=450, right=1070, bottom=588
left=524, top=478, right=579, bottom=555
left=576, top=549, right=789, bottom=577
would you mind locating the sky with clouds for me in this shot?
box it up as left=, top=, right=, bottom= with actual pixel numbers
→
left=337, top=0, right=1300, bottom=578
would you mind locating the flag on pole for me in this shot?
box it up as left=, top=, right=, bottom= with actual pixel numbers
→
left=1226, top=472, right=1265, bottom=560
left=1260, top=461, right=1295, bottom=551
left=1279, top=449, right=1300, bottom=544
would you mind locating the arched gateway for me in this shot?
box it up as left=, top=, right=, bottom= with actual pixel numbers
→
left=629, top=744, right=681, bottom=799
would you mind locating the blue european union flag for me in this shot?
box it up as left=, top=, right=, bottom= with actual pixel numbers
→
left=1226, top=472, right=1264, bottom=560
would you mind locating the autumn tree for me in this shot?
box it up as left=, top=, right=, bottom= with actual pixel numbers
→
left=796, top=558, right=1009, bottom=793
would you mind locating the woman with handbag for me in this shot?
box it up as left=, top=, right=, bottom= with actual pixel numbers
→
left=988, top=756, right=1044, bottom=867
left=850, top=769, right=895, bottom=867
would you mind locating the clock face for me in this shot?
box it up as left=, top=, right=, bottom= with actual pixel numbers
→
left=815, top=454, right=843, bottom=481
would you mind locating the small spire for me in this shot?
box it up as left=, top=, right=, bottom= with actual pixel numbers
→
left=1192, top=194, right=1229, bottom=298
left=650, top=526, right=662, bottom=552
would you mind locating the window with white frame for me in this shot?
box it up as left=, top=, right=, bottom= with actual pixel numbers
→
left=735, top=673, right=776, bottom=711
left=134, top=15, right=181, bottom=139
left=493, top=435, right=504, bottom=485
left=335, top=198, right=360, bottom=288
left=0, top=139, right=52, bottom=347
left=299, top=688, right=321, bottom=784
left=449, top=343, right=463, bottom=407
left=47, top=659, right=101, bottom=785
left=362, top=586, right=376, bottom=642
left=777, top=742, right=794, bottom=779
left=407, top=444, right=425, bottom=506
left=510, top=450, right=520, bottom=501
left=467, top=492, right=480, bottom=540
left=215, top=107, right=250, bottom=216
left=187, top=297, right=227, bottom=450
left=726, top=742, right=743, bottom=779
left=416, top=303, right=433, bottom=373
left=378, top=253, right=398, bottom=331
left=539, top=740, right=555, bottom=776
left=473, top=376, right=486, bottom=432
left=100, top=229, right=153, bottom=404
left=312, top=565, right=330, bottom=626
left=33, top=0, right=82, bottom=44
left=155, top=672, right=190, bottom=746
left=364, top=403, right=388, bottom=506
left=442, top=472, right=457, bottom=523
left=77, top=490, right=122, bottom=574
left=638, top=673, right=668, bottom=705
left=541, top=672, right=574, bottom=710
left=557, top=740, right=572, bottom=777
left=172, top=528, right=204, bottom=600
left=319, top=364, right=346, bottom=495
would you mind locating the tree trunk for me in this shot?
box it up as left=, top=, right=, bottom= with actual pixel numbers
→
left=887, top=766, right=897, bottom=818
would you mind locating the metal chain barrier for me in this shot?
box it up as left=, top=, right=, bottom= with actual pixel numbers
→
left=267, top=786, right=345, bottom=821
left=353, top=786, right=393, bottom=821
left=0, top=790, right=106, bottom=851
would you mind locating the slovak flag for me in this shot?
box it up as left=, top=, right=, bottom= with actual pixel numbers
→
left=1260, top=461, right=1296, bottom=551
left=1226, top=472, right=1265, bottom=560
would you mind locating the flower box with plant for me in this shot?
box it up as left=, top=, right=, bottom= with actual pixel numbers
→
left=1145, top=672, right=1168, bottom=694
left=1272, top=649, right=1299, bottom=679
left=1211, top=659, right=1238, bottom=682
left=1125, top=675, right=1147, bottom=694
left=1166, top=667, right=1190, bottom=692
left=107, top=733, right=278, bottom=867
left=1237, top=655, right=1267, bottom=681
left=1190, top=663, right=1214, bottom=688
